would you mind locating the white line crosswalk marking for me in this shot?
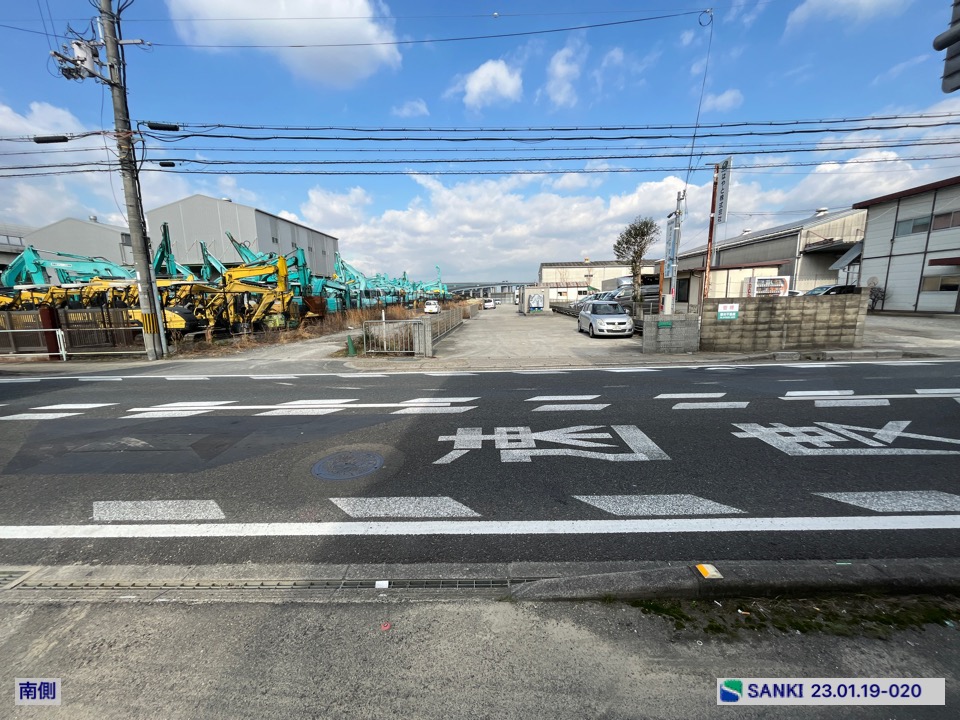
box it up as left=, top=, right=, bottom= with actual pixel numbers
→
left=526, top=395, right=600, bottom=402
left=330, top=497, right=481, bottom=518
left=814, top=491, right=960, bottom=513
left=575, top=494, right=744, bottom=516
left=785, top=390, right=855, bottom=397
left=93, top=500, right=226, bottom=522
left=32, top=403, right=116, bottom=410
left=672, top=402, right=749, bottom=410
left=0, top=412, right=83, bottom=420
left=656, top=393, right=726, bottom=399
left=532, top=404, right=610, bottom=412
left=815, top=399, right=890, bottom=407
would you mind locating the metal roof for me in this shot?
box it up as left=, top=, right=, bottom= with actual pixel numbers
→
left=539, top=260, right=629, bottom=268
left=853, top=175, right=960, bottom=209
left=679, top=208, right=862, bottom=259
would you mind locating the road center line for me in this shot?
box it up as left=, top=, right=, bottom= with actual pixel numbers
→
left=1, top=515, right=958, bottom=538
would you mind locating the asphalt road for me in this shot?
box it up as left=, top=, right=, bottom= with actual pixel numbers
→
left=1, top=359, right=959, bottom=566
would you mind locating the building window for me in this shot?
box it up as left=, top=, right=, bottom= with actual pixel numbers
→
left=894, top=216, right=931, bottom=237
left=120, top=233, right=132, bottom=246
left=921, top=275, right=960, bottom=292
left=271, top=236, right=279, bottom=245
left=676, top=278, right=690, bottom=303
left=322, top=249, right=327, bottom=255
left=932, top=211, right=960, bottom=231
left=292, top=242, right=298, bottom=249
left=308, top=246, right=313, bottom=252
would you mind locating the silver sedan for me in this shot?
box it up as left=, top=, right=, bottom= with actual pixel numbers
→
left=577, top=301, right=635, bottom=337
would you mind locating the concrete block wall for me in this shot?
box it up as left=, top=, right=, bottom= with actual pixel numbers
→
left=699, top=292, right=868, bottom=352
left=641, top=313, right=701, bottom=354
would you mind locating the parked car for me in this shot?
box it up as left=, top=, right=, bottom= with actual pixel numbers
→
left=785, top=290, right=804, bottom=297
left=482, top=298, right=496, bottom=309
left=423, top=300, right=441, bottom=314
left=577, top=300, right=635, bottom=337
left=572, top=293, right=600, bottom=311
left=804, top=284, right=858, bottom=296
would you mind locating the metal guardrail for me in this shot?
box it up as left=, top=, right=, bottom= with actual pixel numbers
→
left=429, top=308, right=462, bottom=341
left=0, top=326, right=148, bottom=360
left=0, top=328, right=66, bottom=360
left=363, top=319, right=427, bottom=355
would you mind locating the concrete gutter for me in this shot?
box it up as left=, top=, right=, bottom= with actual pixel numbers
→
left=509, top=558, right=960, bottom=601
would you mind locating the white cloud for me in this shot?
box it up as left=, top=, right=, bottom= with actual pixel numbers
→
left=390, top=99, right=429, bottom=118
left=296, top=186, right=372, bottom=230
left=593, top=48, right=658, bottom=94
left=786, top=0, right=912, bottom=32
left=871, top=54, right=931, bottom=86
left=690, top=57, right=708, bottom=76
left=449, top=59, right=523, bottom=110
left=544, top=41, right=587, bottom=109
left=725, top=1, right=765, bottom=27
left=702, top=89, right=744, bottom=112
left=679, top=30, right=695, bottom=47
left=164, top=0, right=401, bottom=88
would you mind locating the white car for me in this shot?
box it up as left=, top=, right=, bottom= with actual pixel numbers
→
left=482, top=298, right=496, bottom=309
left=423, top=300, right=441, bottom=313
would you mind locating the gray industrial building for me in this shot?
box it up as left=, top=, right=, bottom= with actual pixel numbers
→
left=146, top=194, right=338, bottom=276
left=0, top=222, right=37, bottom=269
left=21, top=217, right=132, bottom=266
left=854, top=175, right=960, bottom=313
left=674, top=208, right=866, bottom=309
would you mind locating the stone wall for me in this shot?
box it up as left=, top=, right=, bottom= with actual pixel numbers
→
left=699, top=292, right=868, bottom=352
left=641, top=313, right=701, bottom=354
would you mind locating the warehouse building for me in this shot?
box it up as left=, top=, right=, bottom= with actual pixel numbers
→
left=22, top=217, right=132, bottom=266
left=538, top=259, right=659, bottom=302
left=853, top=176, right=960, bottom=313
left=146, top=194, right=339, bottom=276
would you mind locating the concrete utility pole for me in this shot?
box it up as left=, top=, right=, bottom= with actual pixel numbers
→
left=97, top=0, right=164, bottom=360
left=663, top=191, right=684, bottom=316
left=702, top=163, right=720, bottom=301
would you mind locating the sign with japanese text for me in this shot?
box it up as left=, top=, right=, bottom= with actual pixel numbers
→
left=716, top=157, right=732, bottom=224
left=718, top=303, right=739, bottom=320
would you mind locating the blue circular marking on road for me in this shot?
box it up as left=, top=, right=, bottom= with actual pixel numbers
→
left=312, top=451, right=384, bottom=480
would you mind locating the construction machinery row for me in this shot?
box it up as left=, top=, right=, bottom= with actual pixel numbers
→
left=0, top=223, right=452, bottom=338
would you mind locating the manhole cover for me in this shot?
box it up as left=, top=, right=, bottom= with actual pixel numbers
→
left=312, top=451, right=384, bottom=480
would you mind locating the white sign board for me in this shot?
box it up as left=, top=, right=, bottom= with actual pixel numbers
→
left=716, top=157, right=732, bottom=224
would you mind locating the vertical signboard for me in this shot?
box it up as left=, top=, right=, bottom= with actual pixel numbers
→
left=716, top=156, right=732, bottom=224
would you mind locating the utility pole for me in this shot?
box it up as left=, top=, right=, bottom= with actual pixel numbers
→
left=702, top=164, right=720, bottom=301
left=663, top=191, right=684, bottom=316
left=98, top=0, right=163, bottom=360
left=49, top=1, right=164, bottom=360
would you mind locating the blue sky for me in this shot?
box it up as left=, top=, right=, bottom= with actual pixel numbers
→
left=0, top=0, right=955, bottom=282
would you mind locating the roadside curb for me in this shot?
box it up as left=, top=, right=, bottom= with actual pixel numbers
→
left=509, top=558, right=960, bottom=601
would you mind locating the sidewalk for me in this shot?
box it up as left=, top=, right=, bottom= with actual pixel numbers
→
left=1, top=309, right=959, bottom=375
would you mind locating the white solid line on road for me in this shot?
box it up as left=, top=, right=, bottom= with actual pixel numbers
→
left=2, top=514, right=960, bottom=538
left=392, top=406, right=476, bottom=414
left=424, top=372, right=477, bottom=376
left=125, top=410, right=215, bottom=419
left=0, top=412, right=83, bottom=420
left=330, top=497, right=481, bottom=518
left=0, top=379, right=40, bottom=383
left=915, top=388, right=960, bottom=394
left=814, top=399, right=890, bottom=407
left=785, top=390, right=855, bottom=396
left=513, top=370, right=568, bottom=374
left=603, top=368, right=660, bottom=372
left=526, top=395, right=600, bottom=402
left=93, top=500, right=226, bottom=522
left=672, top=402, right=750, bottom=410
left=532, top=404, right=610, bottom=412
left=337, top=374, right=387, bottom=378
left=575, top=494, right=744, bottom=516
left=782, top=393, right=960, bottom=401
left=32, top=403, right=117, bottom=410
left=256, top=409, right=343, bottom=416
left=655, top=393, right=726, bottom=399
left=248, top=375, right=299, bottom=380
left=815, top=491, right=960, bottom=513
left=164, top=377, right=209, bottom=381
left=78, top=377, right=123, bottom=382
left=278, top=399, right=357, bottom=405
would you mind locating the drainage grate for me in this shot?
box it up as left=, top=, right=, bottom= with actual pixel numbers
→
left=0, top=570, right=29, bottom=588
left=15, top=577, right=551, bottom=592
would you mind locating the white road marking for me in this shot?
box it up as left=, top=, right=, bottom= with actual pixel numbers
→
left=32, top=403, right=116, bottom=410
left=532, top=404, right=610, bottom=412
left=780, top=364, right=848, bottom=369
left=2, top=514, right=959, bottom=538
left=256, top=409, right=343, bottom=416
left=785, top=390, right=855, bottom=396
left=575, top=494, right=744, bottom=516
left=248, top=375, right=298, bottom=380
left=337, top=374, right=387, bottom=378
left=873, top=362, right=935, bottom=366
left=815, top=491, right=960, bottom=513
left=777, top=379, right=808, bottom=382
left=915, top=388, right=960, bottom=394
left=0, top=412, right=82, bottom=420
left=656, top=393, right=726, bottom=399
left=526, top=395, right=600, bottom=402
left=153, top=401, right=238, bottom=408
left=603, top=368, right=659, bottom=373
left=278, top=399, right=357, bottom=405
left=78, top=377, right=123, bottom=382
left=125, top=410, right=215, bottom=419
left=782, top=393, right=960, bottom=401
left=392, top=406, right=476, bottom=414
left=93, top=500, right=226, bottom=522
left=814, top=399, right=890, bottom=407
left=164, top=377, right=209, bottom=381
left=425, top=372, right=477, bottom=376
left=513, top=370, right=568, bottom=374
left=400, top=397, right=479, bottom=404
left=330, top=497, right=480, bottom=518
left=0, top=379, right=40, bottom=383
left=672, top=402, right=750, bottom=410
